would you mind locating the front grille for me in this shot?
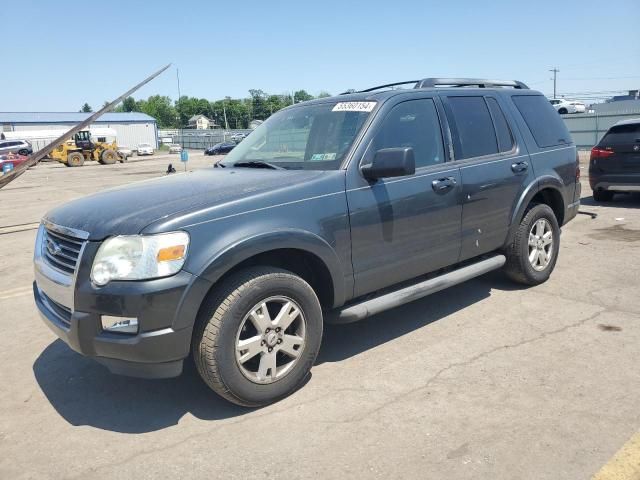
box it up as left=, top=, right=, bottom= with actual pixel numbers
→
left=42, top=227, right=84, bottom=274
left=41, top=291, right=72, bottom=327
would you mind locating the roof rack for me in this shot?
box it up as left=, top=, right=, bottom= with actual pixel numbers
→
left=415, top=78, right=529, bottom=89
left=349, top=78, right=529, bottom=94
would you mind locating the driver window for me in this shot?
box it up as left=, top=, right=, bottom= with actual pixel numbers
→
left=372, top=99, right=444, bottom=168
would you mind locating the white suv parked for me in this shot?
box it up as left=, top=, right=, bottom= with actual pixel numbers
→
left=549, top=99, right=585, bottom=114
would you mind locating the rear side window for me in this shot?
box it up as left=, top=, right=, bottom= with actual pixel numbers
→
left=512, top=95, right=570, bottom=148
left=600, top=124, right=640, bottom=146
left=486, top=97, right=514, bottom=152
left=447, top=96, right=498, bottom=159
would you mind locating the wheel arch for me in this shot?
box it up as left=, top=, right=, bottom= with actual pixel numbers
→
left=506, top=177, right=566, bottom=247
left=195, top=230, right=346, bottom=311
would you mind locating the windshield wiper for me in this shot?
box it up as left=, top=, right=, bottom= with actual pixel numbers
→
left=233, top=161, right=284, bottom=170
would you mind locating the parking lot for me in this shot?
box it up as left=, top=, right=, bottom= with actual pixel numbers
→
left=1, top=153, right=639, bottom=479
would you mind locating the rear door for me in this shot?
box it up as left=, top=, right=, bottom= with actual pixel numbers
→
left=442, top=94, right=535, bottom=261
left=597, top=123, right=640, bottom=174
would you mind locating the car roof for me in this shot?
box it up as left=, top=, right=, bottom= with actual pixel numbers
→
left=613, top=117, right=640, bottom=127
left=295, top=86, right=542, bottom=109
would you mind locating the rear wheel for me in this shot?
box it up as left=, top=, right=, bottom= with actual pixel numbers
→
left=593, top=189, right=614, bottom=202
left=66, top=152, right=84, bottom=167
left=17, top=149, right=29, bottom=156
left=504, top=204, right=560, bottom=286
left=100, top=149, right=118, bottom=165
left=192, top=266, right=323, bottom=407
left=558, top=108, right=568, bottom=114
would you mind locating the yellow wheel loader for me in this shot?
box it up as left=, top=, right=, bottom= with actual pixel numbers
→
left=50, top=130, right=122, bottom=167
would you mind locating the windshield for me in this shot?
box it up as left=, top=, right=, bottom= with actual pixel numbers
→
left=220, top=101, right=374, bottom=170
left=139, top=143, right=151, bottom=147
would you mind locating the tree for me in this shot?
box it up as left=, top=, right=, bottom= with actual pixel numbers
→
left=317, top=91, right=331, bottom=98
left=137, top=95, right=177, bottom=128
left=294, top=90, right=314, bottom=103
left=121, top=96, right=138, bottom=112
left=248, top=89, right=269, bottom=120
left=80, top=103, right=93, bottom=112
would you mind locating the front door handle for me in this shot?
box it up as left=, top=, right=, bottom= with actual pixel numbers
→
left=511, top=161, right=529, bottom=173
left=432, top=176, right=457, bottom=192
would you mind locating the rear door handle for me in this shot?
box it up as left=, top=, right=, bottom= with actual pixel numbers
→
left=432, top=176, right=457, bottom=192
left=511, top=161, right=529, bottom=173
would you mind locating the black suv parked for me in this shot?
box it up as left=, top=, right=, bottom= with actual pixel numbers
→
left=589, top=118, right=640, bottom=201
left=34, top=78, right=580, bottom=406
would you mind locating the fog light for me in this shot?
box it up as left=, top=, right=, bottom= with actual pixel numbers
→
left=101, top=316, right=139, bottom=334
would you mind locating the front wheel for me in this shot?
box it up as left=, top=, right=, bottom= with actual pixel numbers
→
left=100, top=149, right=118, bottom=165
left=66, top=152, right=85, bottom=167
left=504, top=204, right=560, bottom=286
left=192, top=267, right=323, bottom=407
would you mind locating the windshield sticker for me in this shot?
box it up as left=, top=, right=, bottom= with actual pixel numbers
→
left=310, top=153, right=336, bottom=161
left=332, top=102, right=376, bottom=112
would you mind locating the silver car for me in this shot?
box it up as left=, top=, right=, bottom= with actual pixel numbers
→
left=0, top=139, right=32, bottom=156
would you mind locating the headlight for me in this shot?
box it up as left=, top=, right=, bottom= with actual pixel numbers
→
left=91, top=231, right=189, bottom=286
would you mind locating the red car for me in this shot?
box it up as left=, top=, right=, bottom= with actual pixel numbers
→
left=0, top=153, right=30, bottom=174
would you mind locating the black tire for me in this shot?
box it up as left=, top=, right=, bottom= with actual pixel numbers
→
left=558, top=108, right=568, bottom=114
left=100, top=149, right=118, bottom=165
left=192, top=266, right=323, bottom=407
left=593, top=189, right=614, bottom=202
left=503, top=204, right=560, bottom=286
left=17, top=149, right=29, bottom=156
left=66, top=152, right=85, bottom=167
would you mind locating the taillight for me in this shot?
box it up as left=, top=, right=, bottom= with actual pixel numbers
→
left=576, top=151, right=580, bottom=180
left=590, top=146, right=614, bottom=160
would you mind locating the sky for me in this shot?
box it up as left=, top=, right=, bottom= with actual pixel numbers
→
left=2, top=0, right=639, bottom=111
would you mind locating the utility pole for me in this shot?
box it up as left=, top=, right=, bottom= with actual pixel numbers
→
left=549, top=68, right=559, bottom=99
left=176, top=68, right=186, bottom=171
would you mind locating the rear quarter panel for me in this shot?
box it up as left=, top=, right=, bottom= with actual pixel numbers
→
left=503, top=92, right=578, bottom=223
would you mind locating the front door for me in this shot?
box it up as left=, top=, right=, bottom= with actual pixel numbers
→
left=347, top=97, right=463, bottom=298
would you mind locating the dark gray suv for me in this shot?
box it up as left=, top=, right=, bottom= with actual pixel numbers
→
left=589, top=118, right=640, bottom=201
left=33, top=78, right=580, bottom=406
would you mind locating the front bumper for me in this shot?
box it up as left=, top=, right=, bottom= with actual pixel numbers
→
left=34, top=223, right=212, bottom=379
left=34, top=282, right=189, bottom=378
left=34, top=267, right=211, bottom=378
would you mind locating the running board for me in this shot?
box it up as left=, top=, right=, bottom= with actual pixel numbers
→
left=328, top=254, right=506, bottom=324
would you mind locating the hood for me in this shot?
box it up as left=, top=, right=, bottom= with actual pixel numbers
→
left=44, top=167, right=329, bottom=240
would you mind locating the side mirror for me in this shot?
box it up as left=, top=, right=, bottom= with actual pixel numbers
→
left=361, top=147, right=415, bottom=180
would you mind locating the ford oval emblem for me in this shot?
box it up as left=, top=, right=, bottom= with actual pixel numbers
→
left=46, top=238, right=62, bottom=256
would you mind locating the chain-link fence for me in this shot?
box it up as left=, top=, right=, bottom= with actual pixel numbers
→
left=160, top=129, right=252, bottom=150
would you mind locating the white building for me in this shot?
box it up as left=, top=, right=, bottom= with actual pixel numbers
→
left=188, top=114, right=219, bottom=130
left=0, top=112, right=158, bottom=150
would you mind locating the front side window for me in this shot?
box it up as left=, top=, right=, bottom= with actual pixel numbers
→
left=447, top=96, right=498, bottom=159
left=221, top=101, right=373, bottom=170
left=369, top=99, right=444, bottom=169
